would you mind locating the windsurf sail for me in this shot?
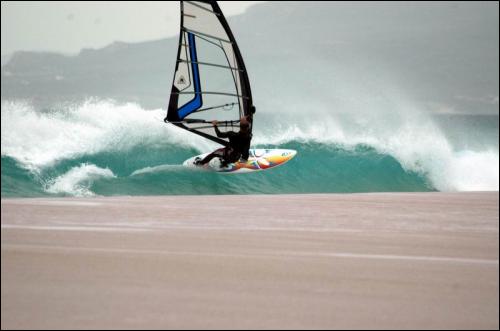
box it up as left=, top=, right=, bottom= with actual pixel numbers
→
left=165, top=1, right=254, bottom=147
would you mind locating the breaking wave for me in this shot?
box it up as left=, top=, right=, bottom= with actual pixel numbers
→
left=1, top=99, right=498, bottom=197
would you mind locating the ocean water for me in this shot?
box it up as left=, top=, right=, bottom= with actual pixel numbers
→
left=1, top=99, right=498, bottom=197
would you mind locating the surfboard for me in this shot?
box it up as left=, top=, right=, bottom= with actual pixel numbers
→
left=184, top=149, right=297, bottom=173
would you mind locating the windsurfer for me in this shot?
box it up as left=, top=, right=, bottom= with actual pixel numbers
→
left=195, top=115, right=253, bottom=167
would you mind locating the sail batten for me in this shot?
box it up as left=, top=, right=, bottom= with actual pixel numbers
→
left=177, top=59, right=244, bottom=72
left=166, top=0, right=253, bottom=147
left=173, top=91, right=248, bottom=98
left=182, top=28, right=233, bottom=44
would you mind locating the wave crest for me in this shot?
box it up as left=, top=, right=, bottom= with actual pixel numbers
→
left=45, top=163, right=116, bottom=197
left=1, top=99, right=498, bottom=193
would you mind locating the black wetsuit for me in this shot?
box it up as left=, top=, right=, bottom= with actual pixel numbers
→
left=199, top=126, right=251, bottom=166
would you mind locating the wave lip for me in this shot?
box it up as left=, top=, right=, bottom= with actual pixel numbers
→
left=45, top=163, right=116, bottom=197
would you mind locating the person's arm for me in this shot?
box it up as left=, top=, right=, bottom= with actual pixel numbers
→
left=212, top=121, right=235, bottom=139
left=213, top=124, right=227, bottom=138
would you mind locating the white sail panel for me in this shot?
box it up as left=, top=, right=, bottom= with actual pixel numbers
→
left=166, top=1, right=254, bottom=147
left=183, top=2, right=229, bottom=42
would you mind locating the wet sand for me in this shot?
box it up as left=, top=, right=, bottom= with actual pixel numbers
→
left=1, top=192, right=499, bottom=329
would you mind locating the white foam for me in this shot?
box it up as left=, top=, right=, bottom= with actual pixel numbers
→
left=130, top=164, right=186, bottom=176
left=45, top=163, right=116, bottom=197
left=0, top=100, right=213, bottom=170
left=447, top=150, right=499, bottom=191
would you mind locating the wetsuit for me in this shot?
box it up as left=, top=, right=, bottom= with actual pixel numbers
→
left=198, top=126, right=251, bottom=166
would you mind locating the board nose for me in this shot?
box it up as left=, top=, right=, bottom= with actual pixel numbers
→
left=283, top=149, right=297, bottom=160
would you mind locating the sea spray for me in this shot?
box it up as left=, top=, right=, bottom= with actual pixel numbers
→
left=1, top=99, right=498, bottom=197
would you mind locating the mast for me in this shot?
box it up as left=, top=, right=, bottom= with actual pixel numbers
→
left=165, top=1, right=253, bottom=147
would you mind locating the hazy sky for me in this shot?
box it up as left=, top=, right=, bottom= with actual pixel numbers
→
left=1, top=1, right=264, bottom=55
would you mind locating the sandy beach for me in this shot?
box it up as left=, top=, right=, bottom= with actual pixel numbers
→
left=1, top=192, right=498, bottom=329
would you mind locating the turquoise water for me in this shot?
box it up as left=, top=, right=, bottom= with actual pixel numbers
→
left=1, top=142, right=432, bottom=197
left=1, top=101, right=498, bottom=197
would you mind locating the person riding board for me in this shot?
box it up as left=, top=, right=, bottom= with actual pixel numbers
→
left=195, top=114, right=253, bottom=167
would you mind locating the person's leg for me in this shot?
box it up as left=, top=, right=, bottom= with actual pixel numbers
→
left=196, top=148, right=225, bottom=165
left=220, top=150, right=240, bottom=168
